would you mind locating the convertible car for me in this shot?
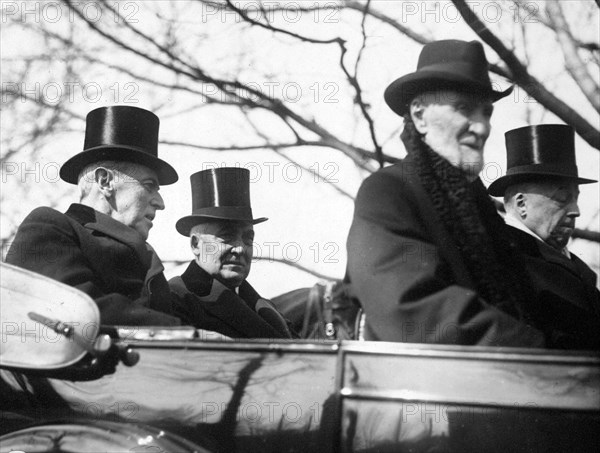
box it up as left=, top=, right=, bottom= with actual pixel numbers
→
left=1, top=262, right=599, bottom=452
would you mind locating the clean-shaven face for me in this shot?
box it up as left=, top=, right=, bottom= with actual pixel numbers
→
left=110, top=165, right=165, bottom=240
left=191, top=221, right=254, bottom=288
left=521, top=180, right=580, bottom=249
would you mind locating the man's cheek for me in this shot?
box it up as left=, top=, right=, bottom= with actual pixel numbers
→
left=203, top=243, right=220, bottom=259
left=200, top=244, right=223, bottom=272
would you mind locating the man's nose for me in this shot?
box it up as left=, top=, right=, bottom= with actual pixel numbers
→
left=468, top=109, right=491, bottom=139
left=230, top=238, right=245, bottom=254
left=152, top=192, right=165, bottom=210
left=567, top=200, right=580, bottom=218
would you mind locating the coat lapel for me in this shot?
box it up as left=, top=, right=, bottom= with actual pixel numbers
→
left=180, top=261, right=288, bottom=338
left=506, top=225, right=600, bottom=315
left=506, top=225, right=583, bottom=277
left=239, top=282, right=292, bottom=337
left=570, top=254, right=598, bottom=289
left=534, top=233, right=588, bottom=278
left=144, top=243, right=165, bottom=282
left=65, top=204, right=173, bottom=315
left=65, top=204, right=153, bottom=268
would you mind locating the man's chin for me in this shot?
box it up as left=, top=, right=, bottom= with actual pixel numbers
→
left=218, top=270, right=247, bottom=288
left=547, top=232, right=572, bottom=250
left=133, top=226, right=150, bottom=241
left=460, top=163, right=483, bottom=180
left=460, top=154, right=484, bottom=175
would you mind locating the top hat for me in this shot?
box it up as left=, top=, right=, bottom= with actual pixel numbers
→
left=60, top=106, right=178, bottom=185
left=176, top=167, right=268, bottom=236
left=488, top=124, right=597, bottom=196
left=384, top=40, right=513, bottom=116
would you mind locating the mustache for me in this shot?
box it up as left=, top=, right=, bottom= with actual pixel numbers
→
left=223, top=259, right=246, bottom=264
left=460, top=133, right=484, bottom=149
left=550, top=227, right=574, bottom=238
left=222, top=255, right=249, bottom=265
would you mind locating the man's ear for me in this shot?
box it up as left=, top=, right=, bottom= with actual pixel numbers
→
left=190, top=234, right=200, bottom=255
left=94, top=167, right=114, bottom=197
left=515, top=193, right=527, bottom=218
left=409, top=99, right=427, bottom=134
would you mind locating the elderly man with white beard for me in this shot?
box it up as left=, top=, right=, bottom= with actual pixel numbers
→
left=346, top=40, right=546, bottom=347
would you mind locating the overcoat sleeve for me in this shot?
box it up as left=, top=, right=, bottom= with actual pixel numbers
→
left=5, top=207, right=180, bottom=326
left=346, top=170, right=544, bottom=347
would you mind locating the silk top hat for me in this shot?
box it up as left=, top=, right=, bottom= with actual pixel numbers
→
left=176, top=167, right=268, bottom=236
left=488, top=124, right=597, bottom=196
left=60, top=106, right=178, bottom=185
left=384, top=40, right=513, bottom=116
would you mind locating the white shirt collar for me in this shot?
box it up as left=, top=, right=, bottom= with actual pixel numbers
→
left=504, top=211, right=571, bottom=258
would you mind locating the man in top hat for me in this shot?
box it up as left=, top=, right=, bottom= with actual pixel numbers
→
left=168, top=168, right=292, bottom=339
left=489, top=124, right=599, bottom=349
left=346, top=39, right=545, bottom=346
left=6, top=106, right=181, bottom=326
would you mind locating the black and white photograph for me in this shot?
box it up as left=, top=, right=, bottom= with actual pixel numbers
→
left=1, top=1, right=599, bottom=451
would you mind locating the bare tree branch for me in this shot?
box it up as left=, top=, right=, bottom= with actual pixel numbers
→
left=60, top=0, right=378, bottom=169
left=3, top=0, right=598, bottom=254
left=546, top=0, right=600, bottom=112
left=240, top=110, right=356, bottom=199
left=208, top=0, right=383, bottom=168
left=344, top=0, right=431, bottom=44
left=208, top=1, right=383, bottom=169
left=161, top=140, right=312, bottom=152
left=255, top=257, right=339, bottom=280
left=0, top=91, right=81, bottom=163
left=339, top=0, right=383, bottom=167
left=223, top=0, right=341, bottom=44
left=510, top=1, right=598, bottom=51
left=277, top=151, right=355, bottom=199
left=452, top=0, right=600, bottom=150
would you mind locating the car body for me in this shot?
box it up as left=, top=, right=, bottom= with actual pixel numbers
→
left=2, top=331, right=599, bottom=452
left=1, top=263, right=599, bottom=452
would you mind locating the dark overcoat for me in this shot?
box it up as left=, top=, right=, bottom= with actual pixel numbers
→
left=169, top=261, right=292, bottom=339
left=346, top=154, right=545, bottom=346
left=5, top=203, right=181, bottom=326
left=505, top=226, right=600, bottom=350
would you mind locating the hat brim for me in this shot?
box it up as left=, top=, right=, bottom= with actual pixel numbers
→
left=176, top=215, right=268, bottom=236
left=488, top=172, right=597, bottom=197
left=60, top=145, right=178, bottom=185
left=384, top=71, right=513, bottom=116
